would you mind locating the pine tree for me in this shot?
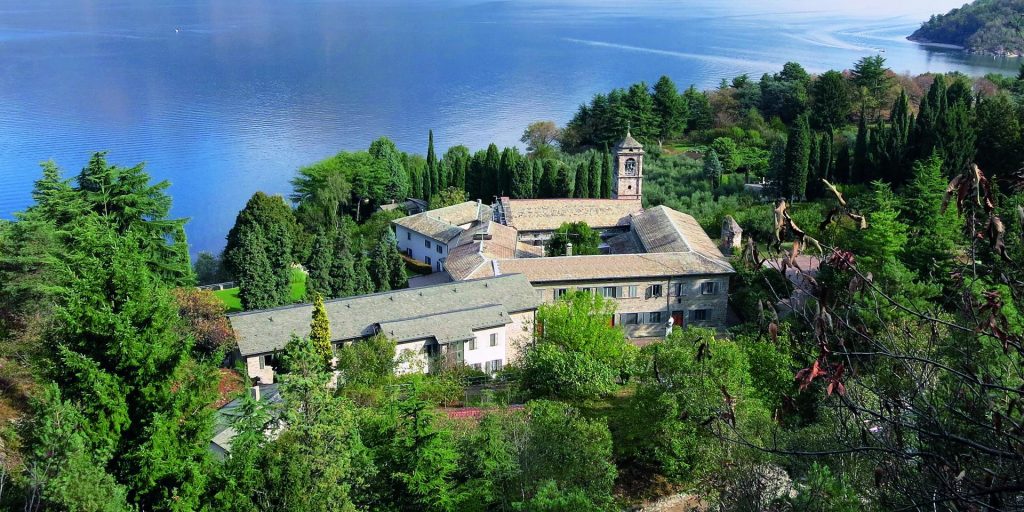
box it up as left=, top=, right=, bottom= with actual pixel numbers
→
left=853, top=114, right=870, bottom=183
left=352, top=254, right=375, bottom=296
left=902, top=154, right=960, bottom=277
left=370, top=229, right=406, bottom=292
left=225, top=192, right=294, bottom=306
left=305, top=231, right=335, bottom=299
left=652, top=75, right=686, bottom=143
left=587, top=153, right=601, bottom=198
left=426, top=130, right=438, bottom=196
left=310, top=293, right=333, bottom=369
left=783, top=114, right=811, bottom=200
left=329, top=231, right=358, bottom=297
left=235, top=223, right=287, bottom=310
left=601, top=149, right=612, bottom=198
left=48, top=227, right=218, bottom=509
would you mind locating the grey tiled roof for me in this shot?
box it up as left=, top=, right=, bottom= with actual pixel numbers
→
left=229, top=274, right=539, bottom=356
left=376, top=304, right=510, bottom=345
left=616, top=131, right=644, bottom=150
left=392, top=200, right=492, bottom=243
left=502, top=198, right=643, bottom=232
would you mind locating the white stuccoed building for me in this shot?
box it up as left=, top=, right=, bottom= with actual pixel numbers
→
left=393, top=200, right=492, bottom=272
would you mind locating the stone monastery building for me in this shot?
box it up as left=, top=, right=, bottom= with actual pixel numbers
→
left=394, top=132, right=735, bottom=339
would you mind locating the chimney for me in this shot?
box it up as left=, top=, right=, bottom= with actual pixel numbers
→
left=250, top=385, right=261, bottom=402
left=565, top=242, right=573, bottom=257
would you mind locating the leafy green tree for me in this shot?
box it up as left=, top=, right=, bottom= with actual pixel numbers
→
left=310, top=293, right=333, bottom=369
left=684, top=85, right=713, bottom=131
left=335, top=334, right=396, bottom=389
left=703, top=149, right=724, bottom=189
left=370, top=137, right=411, bottom=203
left=520, top=121, right=561, bottom=155
left=47, top=227, right=218, bottom=510
left=522, top=292, right=632, bottom=400
left=193, top=251, right=229, bottom=285
left=711, top=137, right=738, bottom=171
left=782, top=114, right=811, bottom=199
left=369, top=229, right=406, bottom=291
left=786, top=463, right=862, bottom=512
left=759, top=63, right=811, bottom=123
left=652, top=75, right=687, bottom=142
left=426, top=130, right=439, bottom=197
left=811, top=70, right=852, bottom=131
left=547, top=221, right=601, bottom=257
left=428, top=187, right=468, bottom=210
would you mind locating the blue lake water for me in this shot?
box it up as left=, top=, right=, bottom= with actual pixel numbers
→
left=1, top=0, right=1020, bottom=255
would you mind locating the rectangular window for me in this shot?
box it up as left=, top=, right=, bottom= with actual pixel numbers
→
left=628, top=285, right=638, bottom=298
left=554, top=288, right=568, bottom=300
left=469, top=338, right=476, bottom=350
left=648, top=311, right=663, bottom=324
left=406, top=232, right=411, bottom=241
left=454, top=342, right=465, bottom=364
left=425, top=239, right=431, bottom=248
left=621, top=313, right=639, bottom=325
left=258, top=355, right=265, bottom=369
left=578, top=287, right=591, bottom=295
left=490, top=333, right=498, bottom=346
left=602, top=286, right=618, bottom=298
left=425, top=256, right=432, bottom=265
left=701, top=282, right=718, bottom=295
left=436, top=245, right=443, bottom=254
left=490, top=359, right=503, bottom=373
left=673, top=283, right=684, bottom=297
left=472, top=363, right=482, bottom=371
left=650, top=284, right=663, bottom=298
left=691, top=309, right=709, bottom=322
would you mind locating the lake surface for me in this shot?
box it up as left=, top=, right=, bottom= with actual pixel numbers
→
left=1, top=0, right=1020, bottom=255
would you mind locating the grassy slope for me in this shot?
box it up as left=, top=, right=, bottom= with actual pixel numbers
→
left=213, top=268, right=307, bottom=313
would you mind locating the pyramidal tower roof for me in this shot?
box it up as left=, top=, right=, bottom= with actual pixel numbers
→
left=616, top=129, right=643, bottom=150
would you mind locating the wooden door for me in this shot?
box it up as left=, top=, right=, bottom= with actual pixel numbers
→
left=672, top=311, right=685, bottom=328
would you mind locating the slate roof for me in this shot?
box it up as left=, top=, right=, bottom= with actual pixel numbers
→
left=502, top=198, right=643, bottom=232
left=376, top=305, right=511, bottom=345
left=229, top=274, right=539, bottom=356
left=392, top=200, right=491, bottom=243
left=210, top=384, right=283, bottom=456
left=616, top=131, right=644, bottom=150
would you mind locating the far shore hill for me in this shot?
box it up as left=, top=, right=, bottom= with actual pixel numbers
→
left=908, top=0, right=1024, bottom=58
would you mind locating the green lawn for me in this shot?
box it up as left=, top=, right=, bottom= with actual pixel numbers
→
left=213, top=268, right=307, bottom=313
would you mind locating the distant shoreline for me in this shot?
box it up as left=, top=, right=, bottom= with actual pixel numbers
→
left=907, top=35, right=1022, bottom=58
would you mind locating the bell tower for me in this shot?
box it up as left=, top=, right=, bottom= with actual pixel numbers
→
left=613, top=130, right=644, bottom=200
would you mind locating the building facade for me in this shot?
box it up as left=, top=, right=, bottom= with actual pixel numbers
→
left=393, top=200, right=492, bottom=272
left=229, top=274, right=539, bottom=384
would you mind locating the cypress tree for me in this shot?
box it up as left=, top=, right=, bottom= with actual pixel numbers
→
left=235, top=223, right=288, bottom=310
left=819, top=132, right=834, bottom=182
left=310, top=293, right=333, bottom=369
left=587, top=153, right=601, bottom=198
left=532, top=159, right=544, bottom=198
left=426, top=130, right=438, bottom=196
left=601, top=149, right=612, bottom=198
left=573, top=163, right=587, bottom=198
left=783, top=114, right=811, bottom=200
left=557, top=163, right=575, bottom=198
left=837, top=142, right=852, bottom=183
left=511, top=158, right=533, bottom=198
left=466, top=151, right=487, bottom=201
left=499, top=147, right=518, bottom=197
left=484, top=144, right=501, bottom=200
left=853, top=114, right=870, bottom=183
left=369, top=137, right=410, bottom=203
left=304, top=231, right=335, bottom=299
left=541, top=160, right=560, bottom=198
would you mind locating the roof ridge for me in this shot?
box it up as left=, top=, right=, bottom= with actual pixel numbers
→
left=376, top=303, right=507, bottom=325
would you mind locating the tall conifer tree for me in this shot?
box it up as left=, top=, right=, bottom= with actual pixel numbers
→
left=310, top=293, right=333, bottom=369
left=426, top=130, right=438, bottom=196
left=783, top=114, right=811, bottom=200
left=601, top=149, right=612, bottom=198
left=587, top=153, right=601, bottom=198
